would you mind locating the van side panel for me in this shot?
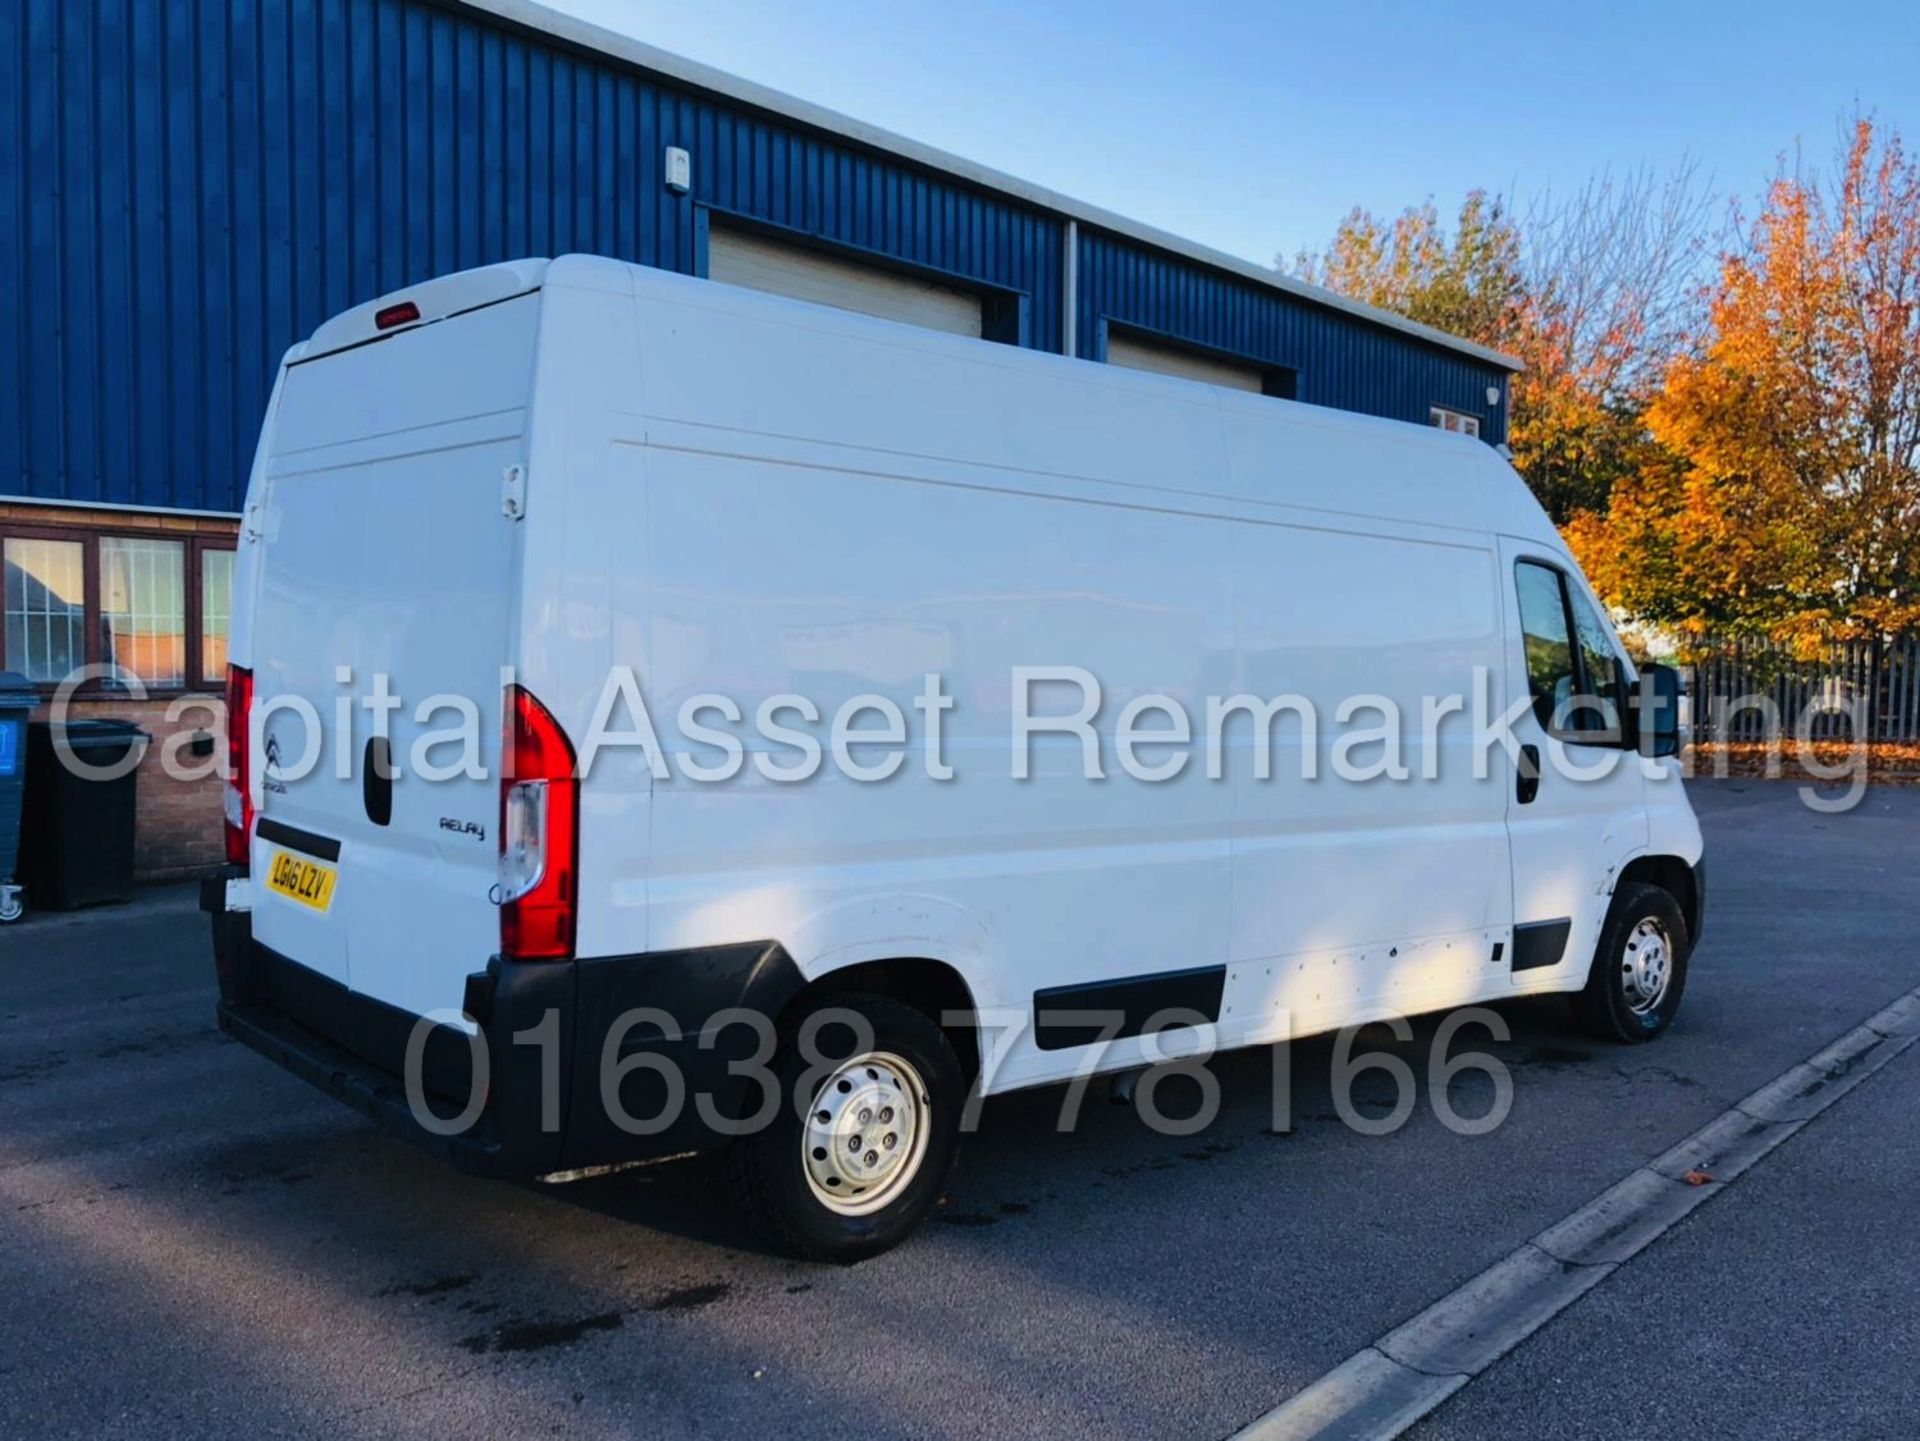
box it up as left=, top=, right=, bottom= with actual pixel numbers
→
left=586, top=271, right=1527, bottom=1091
left=582, top=280, right=1240, bottom=1089
left=1220, top=519, right=1511, bottom=1040
left=636, top=443, right=1238, bottom=1087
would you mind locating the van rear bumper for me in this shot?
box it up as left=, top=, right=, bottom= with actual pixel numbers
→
left=205, top=880, right=807, bottom=1177
left=216, top=936, right=574, bottom=1178
left=220, top=990, right=546, bottom=1178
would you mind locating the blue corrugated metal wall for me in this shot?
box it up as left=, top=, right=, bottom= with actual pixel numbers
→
left=0, top=0, right=1506, bottom=515
left=1077, top=230, right=1508, bottom=446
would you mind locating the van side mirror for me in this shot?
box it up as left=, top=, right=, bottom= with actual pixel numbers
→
left=1633, top=663, right=1684, bottom=758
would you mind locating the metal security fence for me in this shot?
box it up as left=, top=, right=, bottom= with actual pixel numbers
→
left=1684, top=634, right=1920, bottom=743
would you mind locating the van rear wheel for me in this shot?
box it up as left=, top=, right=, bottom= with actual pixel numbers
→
left=1570, top=881, right=1690, bottom=1043
left=728, top=992, right=964, bottom=1262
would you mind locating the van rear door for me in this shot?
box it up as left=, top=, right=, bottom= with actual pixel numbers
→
left=246, top=286, right=540, bottom=1021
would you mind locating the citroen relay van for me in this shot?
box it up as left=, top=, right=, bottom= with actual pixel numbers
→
left=208, top=256, right=1703, bottom=1259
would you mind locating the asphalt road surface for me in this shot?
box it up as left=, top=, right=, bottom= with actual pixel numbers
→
left=3, top=779, right=1916, bottom=1440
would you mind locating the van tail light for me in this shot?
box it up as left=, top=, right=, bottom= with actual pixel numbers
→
left=223, top=665, right=254, bottom=867
left=499, top=685, right=578, bottom=961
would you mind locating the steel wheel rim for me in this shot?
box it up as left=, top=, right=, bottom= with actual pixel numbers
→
left=801, top=1051, right=931, bottom=1216
left=1621, top=916, right=1674, bottom=1015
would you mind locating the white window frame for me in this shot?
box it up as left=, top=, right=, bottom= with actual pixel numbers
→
left=1430, top=406, right=1482, bottom=438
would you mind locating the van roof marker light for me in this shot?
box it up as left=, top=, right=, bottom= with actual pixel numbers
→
left=375, top=301, right=421, bottom=331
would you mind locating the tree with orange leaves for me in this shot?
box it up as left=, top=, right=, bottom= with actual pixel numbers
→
left=1570, top=119, right=1920, bottom=645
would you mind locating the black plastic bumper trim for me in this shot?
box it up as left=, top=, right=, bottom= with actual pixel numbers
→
left=219, top=1002, right=527, bottom=1178
left=563, top=941, right=808, bottom=1169
left=219, top=939, right=573, bottom=1176
left=1512, top=918, right=1572, bottom=972
left=1033, top=963, right=1227, bottom=1051
left=213, top=927, right=810, bottom=1177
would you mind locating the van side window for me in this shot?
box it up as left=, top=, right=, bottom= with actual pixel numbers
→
left=1515, top=562, right=1576, bottom=730
left=1513, top=560, right=1626, bottom=744
left=1567, top=584, right=1627, bottom=737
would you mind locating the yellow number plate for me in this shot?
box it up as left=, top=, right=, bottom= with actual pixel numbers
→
left=267, top=850, right=338, bottom=913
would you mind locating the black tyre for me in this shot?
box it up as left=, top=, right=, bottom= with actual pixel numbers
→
left=728, top=991, right=964, bottom=1262
left=1570, top=881, right=1690, bottom=1043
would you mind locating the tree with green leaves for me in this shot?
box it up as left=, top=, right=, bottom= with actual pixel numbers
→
left=1290, top=190, right=1528, bottom=345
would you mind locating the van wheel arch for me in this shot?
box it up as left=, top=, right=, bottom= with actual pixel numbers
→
left=784, top=957, right=982, bottom=1085
left=1613, top=854, right=1701, bottom=952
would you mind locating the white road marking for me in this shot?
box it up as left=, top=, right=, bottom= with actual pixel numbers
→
left=1232, top=985, right=1920, bottom=1441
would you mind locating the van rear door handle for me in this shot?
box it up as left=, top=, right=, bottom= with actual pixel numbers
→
left=364, top=736, right=394, bottom=826
left=1516, top=743, right=1541, bottom=805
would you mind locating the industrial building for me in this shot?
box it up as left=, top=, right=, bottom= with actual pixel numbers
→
left=0, top=0, right=1520, bottom=877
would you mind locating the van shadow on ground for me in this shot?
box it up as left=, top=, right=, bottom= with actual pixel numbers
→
left=543, top=991, right=1620, bottom=1255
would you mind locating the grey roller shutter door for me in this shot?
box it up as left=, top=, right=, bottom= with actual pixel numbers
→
left=707, top=228, right=984, bottom=338
left=1105, top=332, right=1262, bottom=392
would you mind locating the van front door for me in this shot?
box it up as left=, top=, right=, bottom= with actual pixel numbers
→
left=1497, top=538, right=1648, bottom=992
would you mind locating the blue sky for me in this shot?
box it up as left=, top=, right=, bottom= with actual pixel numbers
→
left=544, top=0, right=1916, bottom=266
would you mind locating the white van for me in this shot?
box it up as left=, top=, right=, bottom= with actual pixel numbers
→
left=208, top=255, right=1703, bottom=1259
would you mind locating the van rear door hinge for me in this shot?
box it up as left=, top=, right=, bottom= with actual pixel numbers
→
left=242, top=497, right=276, bottom=542
left=501, top=463, right=527, bottom=520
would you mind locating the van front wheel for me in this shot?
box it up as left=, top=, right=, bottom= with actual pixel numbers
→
left=1571, top=881, right=1690, bottom=1043
left=728, top=992, right=964, bottom=1262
